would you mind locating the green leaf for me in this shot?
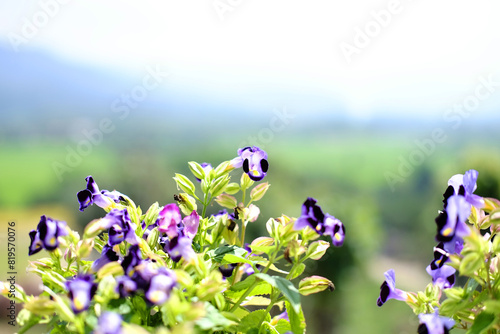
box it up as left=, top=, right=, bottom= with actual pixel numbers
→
left=275, top=319, right=292, bottom=334
left=254, top=274, right=301, bottom=314
left=209, top=245, right=248, bottom=263
left=467, top=312, right=495, bottom=334
left=195, top=303, right=235, bottom=331
left=237, top=309, right=271, bottom=333
left=289, top=263, right=306, bottom=280
left=226, top=276, right=273, bottom=300
left=223, top=253, right=253, bottom=265
left=286, top=301, right=306, bottom=334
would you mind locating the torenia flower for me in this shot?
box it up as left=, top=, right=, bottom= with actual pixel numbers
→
left=163, top=235, right=195, bottom=262
left=66, top=274, right=97, bottom=314
left=157, top=203, right=182, bottom=238
left=145, top=268, right=176, bottom=305
left=294, top=198, right=346, bottom=246
left=426, top=243, right=455, bottom=289
left=28, top=215, right=68, bottom=255
left=121, top=245, right=143, bottom=276
left=294, top=197, right=326, bottom=233
left=435, top=195, right=471, bottom=242
left=101, top=209, right=139, bottom=246
left=418, top=308, right=454, bottom=334
left=92, top=245, right=119, bottom=272
left=377, top=269, right=412, bottom=307
left=77, top=176, right=123, bottom=212
left=231, top=146, right=269, bottom=181
left=445, top=169, right=484, bottom=208
left=95, top=311, right=123, bottom=334
left=182, top=210, right=200, bottom=239
left=324, top=215, right=345, bottom=247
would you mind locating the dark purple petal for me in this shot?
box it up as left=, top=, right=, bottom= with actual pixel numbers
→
left=121, top=245, right=143, bottom=275
left=218, top=263, right=237, bottom=277
left=28, top=230, right=43, bottom=256
left=37, top=216, right=68, bottom=251
left=377, top=269, right=409, bottom=307
left=92, top=245, right=119, bottom=272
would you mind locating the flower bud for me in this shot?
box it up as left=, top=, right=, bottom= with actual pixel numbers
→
left=299, top=275, right=334, bottom=296
left=210, top=175, right=230, bottom=198
left=173, top=174, right=196, bottom=196
left=306, top=240, right=330, bottom=260
left=225, top=182, right=240, bottom=195
left=144, top=202, right=160, bottom=226
left=250, top=183, right=270, bottom=202
left=188, top=161, right=206, bottom=181
left=176, top=193, right=197, bottom=216
left=215, top=194, right=238, bottom=209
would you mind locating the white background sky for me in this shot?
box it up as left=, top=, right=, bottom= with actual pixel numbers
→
left=1, top=0, right=499, bottom=119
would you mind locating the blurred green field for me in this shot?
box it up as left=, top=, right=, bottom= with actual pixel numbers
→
left=1, top=122, right=499, bottom=333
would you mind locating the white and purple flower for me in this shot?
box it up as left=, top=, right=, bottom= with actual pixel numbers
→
left=426, top=243, right=455, bottom=289
left=231, top=146, right=269, bottom=181
left=418, top=308, right=454, bottom=334
left=66, top=274, right=97, bottom=314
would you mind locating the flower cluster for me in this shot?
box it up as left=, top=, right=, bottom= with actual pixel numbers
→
left=377, top=170, right=500, bottom=333
left=2, top=147, right=346, bottom=334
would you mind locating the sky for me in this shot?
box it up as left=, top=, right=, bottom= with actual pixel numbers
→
left=1, top=0, right=499, bottom=120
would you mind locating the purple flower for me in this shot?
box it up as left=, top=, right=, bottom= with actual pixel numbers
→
left=77, top=176, right=123, bottom=212
left=418, top=309, right=454, bottom=334
left=92, top=245, right=119, bottom=272
left=121, top=245, right=143, bottom=276
left=66, top=274, right=97, bottom=314
left=101, top=209, right=139, bottom=246
left=163, top=235, right=195, bottom=262
left=435, top=195, right=471, bottom=242
left=294, top=198, right=326, bottom=233
left=218, top=263, right=237, bottom=277
left=115, top=275, right=137, bottom=298
left=182, top=210, right=200, bottom=239
left=271, top=310, right=289, bottom=325
left=95, top=311, right=123, bottom=334
left=145, top=268, right=176, bottom=305
left=324, top=215, right=345, bottom=247
left=294, top=198, right=346, bottom=246
left=28, top=215, right=68, bottom=256
left=231, top=146, right=269, bottom=181
left=445, top=169, right=484, bottom=208
left=377, top=269, right=411, bottom=307
left=157, top=203, right=182, bottom=238
left=426, top=243, right=455, bottom=289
